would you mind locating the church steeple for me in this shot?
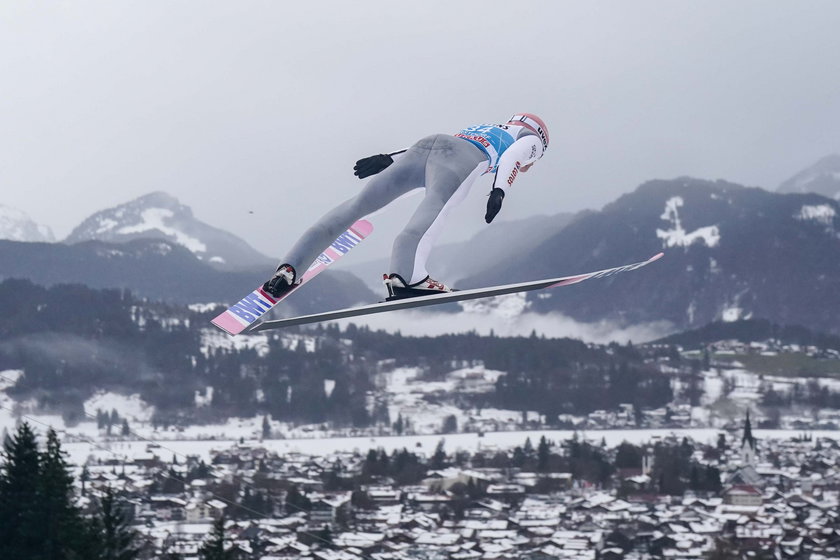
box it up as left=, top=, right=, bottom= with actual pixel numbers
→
left=741, top=410, right=757, bottom=465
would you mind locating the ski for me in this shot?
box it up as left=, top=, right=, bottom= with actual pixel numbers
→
left=250, top=252, right=664, bottom=332
left=211, top=220, right=374, bottom=335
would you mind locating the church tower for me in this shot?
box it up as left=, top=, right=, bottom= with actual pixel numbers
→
left=741, top=410, right=757, bottom=465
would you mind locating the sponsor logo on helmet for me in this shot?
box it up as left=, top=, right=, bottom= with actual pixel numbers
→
left=535, top=127, right=548, bottom=151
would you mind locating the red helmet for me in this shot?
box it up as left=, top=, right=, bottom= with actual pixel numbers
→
left=507, top=113, right=549, bottom=153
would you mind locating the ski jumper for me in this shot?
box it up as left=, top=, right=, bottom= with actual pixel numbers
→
left=282, top=124, right=544, bottom=284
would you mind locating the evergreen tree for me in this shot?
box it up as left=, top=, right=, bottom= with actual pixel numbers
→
left=351, top=489, right=375, bottom=510
left=40, top=427, right=100, bottom=559
left=188, top=460, right=211, bottom=481
left=466, top=477, right=479, bottom=498
left=614, top=442, right=643, bottom=469
left=317, top=524, right=333, bottom=547
left=362, top=449, right=380, bottom=478
left=198, top=516, right=235, bottom=560
left=81, top=465, right=90, bottom=496
left=442, top=414, right=458, bottom=434
left=523, top=437, right=534, bottom=455
left=96, top=486, right=142, bottom=560
left=242, top=487, right=273, bottom=519
left=285, top=485, right=311, bottom=513
left=0, top=425, right=99, bottom=559
left=537, top=436, right=551, bottom=471
left=0, top=422, right=42, bottom=559
left=261, top=415, right=271, bottom=439
left=431, top=439, right=447, bottom=470
left=512, top=446, right=527, bottom=468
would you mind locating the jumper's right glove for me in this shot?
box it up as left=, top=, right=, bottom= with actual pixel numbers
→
left=485, top=187, right=505, bottom=223
left=353, top=154, right=394, bottom=179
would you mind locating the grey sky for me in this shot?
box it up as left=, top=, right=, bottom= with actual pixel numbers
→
left=2, top=1, right=839, bottom=259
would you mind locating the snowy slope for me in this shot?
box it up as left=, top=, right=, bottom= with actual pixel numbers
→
left=0, top=204, right=55, bottom=242
left=65, top=191, right=272, bottom=270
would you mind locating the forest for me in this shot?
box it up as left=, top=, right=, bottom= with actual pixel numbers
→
left=1, top=279, right=676, bottom=427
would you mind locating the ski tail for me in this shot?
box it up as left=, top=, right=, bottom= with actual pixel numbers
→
left=211, top=219, right=373, bottom=335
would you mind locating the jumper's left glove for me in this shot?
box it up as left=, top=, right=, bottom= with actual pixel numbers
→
left=354, top=154, right=394, bottom=179
left=485, top=187, right=505, bottom=223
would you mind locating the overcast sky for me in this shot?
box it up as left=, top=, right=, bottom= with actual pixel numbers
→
left=2, top=1, right=839, bottom=257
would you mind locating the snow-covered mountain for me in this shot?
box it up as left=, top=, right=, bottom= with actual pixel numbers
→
left=65, top=192, right=272, bottom=270
left=778, top=154, right=840, bottom=200
left=0, top=204, right=55, bottom=242
left=9, top=181, right=840, bottom=335
left=460, top=178, right=840, bottom=334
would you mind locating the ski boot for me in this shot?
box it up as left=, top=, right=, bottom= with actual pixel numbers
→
left=262, top=264, right=298, bottom=298
left=383, top=273, right=454, bottom=301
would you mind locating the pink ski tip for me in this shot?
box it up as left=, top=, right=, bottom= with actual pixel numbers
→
left=211, top=313, right=249, bottom=336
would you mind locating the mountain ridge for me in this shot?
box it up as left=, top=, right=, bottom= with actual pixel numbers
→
left=0, top=237, right=375, bottom=316
left=778, top=153, right=840, bottom=200
left=65, top=191, right=273, bottom=270
left=0, top=204, right=55, bottom=243
left=5, top=170, right=840, bottom=334
left=460, top=177, right=840, bottom=334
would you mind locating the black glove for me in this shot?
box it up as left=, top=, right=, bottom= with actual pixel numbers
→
left=485, top=187, right=505, bottom=223
left=354, top=154, right=394, bottom=179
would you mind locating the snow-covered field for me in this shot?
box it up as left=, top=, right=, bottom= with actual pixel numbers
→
left=702, top=367, right=840, bottom=405
left=84, top=391, right=155, bottom=423
left=377, top=366, right=536, bottom=434
left=200, top=328, right=272, bottom=358
left=6, top=362, right=840, bottom=470
left=199, top=328, right=319, bottom=358
left=55, top=427, right=840, bottom=468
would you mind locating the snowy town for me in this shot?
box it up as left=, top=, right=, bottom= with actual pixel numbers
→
left=66, top=333, right=840, bottom=560
left=75, top=415, right=840, bottom=560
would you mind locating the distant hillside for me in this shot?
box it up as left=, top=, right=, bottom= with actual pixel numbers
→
left=778, top=154, right=840, bottom=200
left=460, top=178, right=840, bottom=334
left=0, top=279, right=672, bottom=425
left=0, top=238, right=374, bottom=316
left=653, top=319, right=840, bottom=351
